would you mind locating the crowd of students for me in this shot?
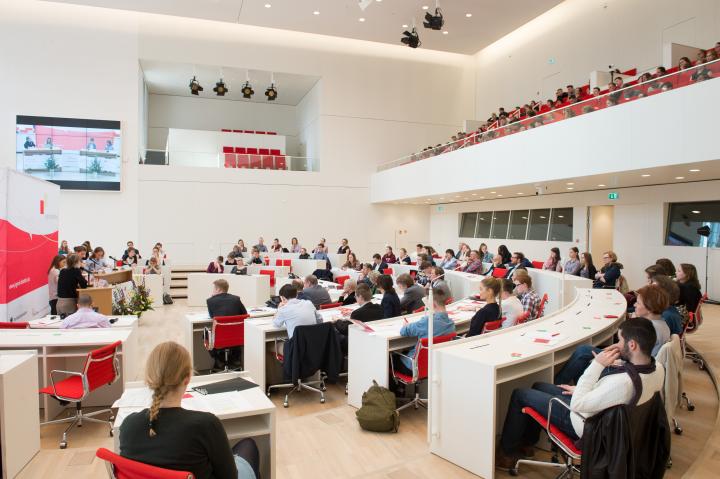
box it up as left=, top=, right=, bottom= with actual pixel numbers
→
left=407, top=41, right=720, bottom=163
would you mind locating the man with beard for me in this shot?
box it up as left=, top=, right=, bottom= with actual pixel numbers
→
left=495, top=318, right=665, bottom=468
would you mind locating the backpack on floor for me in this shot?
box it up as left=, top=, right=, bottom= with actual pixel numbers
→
left=356, top=380, right=399, bottom=433
left=162, top=293, right=174, bottom=305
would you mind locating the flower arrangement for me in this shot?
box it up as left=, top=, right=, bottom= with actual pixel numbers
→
left=44, top=157, right=59, bottom=171
left=88, top=157, right=103, bottom=174
left=112, top=279, right=154, bottom=317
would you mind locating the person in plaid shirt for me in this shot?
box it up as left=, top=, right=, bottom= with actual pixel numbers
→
left=513, top=270, right=541, bottom=320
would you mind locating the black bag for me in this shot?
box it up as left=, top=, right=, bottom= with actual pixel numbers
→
left=163, top=293, right=174, bottom=305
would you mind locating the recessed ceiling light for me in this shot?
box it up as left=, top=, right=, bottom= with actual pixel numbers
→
left=517, top=192, right=523, bottom=195
left=490, top=191, right=496, bottom=194
left=422, top=5, right=429, bottom=10
left=480, top=196, right=485, bottom=199
left=471, top=193, right=477, bottom=196
left=689, top=169, right=700, bottom=172
left=597, top=184, right=606, bottom=187
left=264, top=3, right=271, bottom=7
left=313, top=10, right=320, bottom=15
left=641, top=174, right=651, bottom=177
left=692, top=210, right=701, bottom=214
left=402, top=24, right=408, bottom=28
left=497, top=194, right=503, bottom=197
left=566, top=187, right=574, bottom=190
left=465, top=13, right=472, bottom=17
left=359, top=17, right=365, bottom=22
left=566, top=182, right=574, bottom=185
left=558, top=215, right=565, bottom=218
left=455, top=195, right=461, bottom=198
left=675, top=176, right=685, bottom=180
left=442, top=31, right=449, bottom=35
left=439, top=197, right=445, bottom=200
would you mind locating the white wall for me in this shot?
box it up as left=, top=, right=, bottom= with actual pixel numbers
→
left=474, top=0, right=720, bottom=116
left=429, top=181, right=720, bottom=299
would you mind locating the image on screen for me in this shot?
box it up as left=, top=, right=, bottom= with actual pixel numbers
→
left=16, top=115, right=121, bottom=191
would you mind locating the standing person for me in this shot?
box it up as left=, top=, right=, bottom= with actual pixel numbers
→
left=543, top=247, right=562, bottom=272
left=254, top=237, right=267, bottom=253
left=377, top=274, right=401, bottom=319
left=479, top=243, right=493, bottom=263
left=119, top=342, right=261, bottom=479
left=382, top=246, right=397, bottom=265
left=397, top=248, right=411, bottom=265
left=289, top=237, right=301, bottom=253
left=206, top=256, right=224, bottom=273
left=562, top=247, right=582, bottom=275
left=48, top=255, right=66, bottom=315
left=467, top=277, right=502, bottom=336
left=56, top=253, right=88, bottom=316
left=58, top=240, right=70, bottom=256
left=594, top=251, right=623, bottom=288
left=123, top=241, right=140, bottom=259
left=579, top=252, right=597, bottom=279
left=337, top=238, right=350, bottom=255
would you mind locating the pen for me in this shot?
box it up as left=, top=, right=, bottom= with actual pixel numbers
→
left=554, top=320, right=564, bottom=325
left=469, top=343, right=490, bottom=349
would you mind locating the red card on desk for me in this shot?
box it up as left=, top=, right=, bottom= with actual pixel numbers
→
left=533, top=338, right=550, bottom=344
left=350, top=319, right=375, bottom=333
left=604, top=315, right=619, bottom=319
left=182, top=393, right=193, bottom=399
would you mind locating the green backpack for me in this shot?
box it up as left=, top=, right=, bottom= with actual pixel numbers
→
left=356, top=380, right=400, bottom=433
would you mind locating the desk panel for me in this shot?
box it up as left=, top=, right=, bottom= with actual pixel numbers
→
left=187, top=274, right=270, bottom=307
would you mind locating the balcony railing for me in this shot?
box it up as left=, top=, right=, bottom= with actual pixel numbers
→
left=140, top=149, right=317, bottom=172
left=378, top=58, right=720, bottom=171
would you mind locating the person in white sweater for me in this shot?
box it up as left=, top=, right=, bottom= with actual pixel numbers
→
left=500, top=279, right=524, bottom=328
left=496, top=317, right=665, bottom=469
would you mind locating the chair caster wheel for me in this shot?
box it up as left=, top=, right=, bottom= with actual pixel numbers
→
left=509, top=468, right=518, bottom=476
left=283, top=402, right=289, bottom=408
left=320, top=398, right=326, bottom=404
left=60, top=442, right=67, bottom=449
left=109, top=429, right=114, bottom=437
left=320, top=385, right=327, bottom=392
left=266, top=392, right=271, bottom=398
left=674, top=427, right=682, bottom=435
left=688, top=404, right=696, bottom=411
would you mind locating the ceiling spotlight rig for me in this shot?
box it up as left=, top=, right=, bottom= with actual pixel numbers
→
left=265, top=83, right=277, bottom=101
left=189, top=76, right=203, bottom=95
left=423, top=7, right=444, bottom=30
left=241, top=81, right=254, bottom=99
left=213, top=78, right=229, bottom=96
left=401, top=27, right=421, bottom=48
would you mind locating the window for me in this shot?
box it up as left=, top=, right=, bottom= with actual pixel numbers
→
left=475, top=211, right=492, bottom=238
left=666, top=201, right=720, bottom=247
left=549, top=208, right=574, bottom=241
left=527, top=209, right=551, bottom=240
left=490, top=211, right=510, bottom=239
left=508, top=210, right=529, bottom=239
left=459, top=212, right=478, bottom=238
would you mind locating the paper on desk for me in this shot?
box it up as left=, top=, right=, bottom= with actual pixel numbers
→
left=113, top=387, right=153, bottom=408
left=36, top=317, right=62, bottom=325
left=524, top=331, right=565, bottom=346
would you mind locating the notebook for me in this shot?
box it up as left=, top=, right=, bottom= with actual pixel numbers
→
left=192, top=377, right=258, bottom=395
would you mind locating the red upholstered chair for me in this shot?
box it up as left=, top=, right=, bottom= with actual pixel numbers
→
left=275, top=155, right=287, bottom=170
left=203, top=314, right=248, bottom=373
left=247, top=147, right=258, bottom=154
left=234, top=147, right=247, bottom=154
left=335, top=275, right=350, bottom=287
left=96, top=447, right=195, bottom=479
left=532, top=260, right=544, bottom=269
left=391, top=333, right=457, bottom=412
left=232, top=129, right=242, bottom=133
left=223, top=153, right=236, bottom=168
left=516, top=311, right=531, bottom=325
left=263, top=256, right=270, bottom=266
left=259, top=148, right=270, bottom=155
left=0, top=321, right=29, bottom=329
left=221, top=129, right=231, bottom=132
left=491, top=267, right=507, bottom=279
left=282, top=259, right=291, bottom=267
left=262, top=155, right=275, bottom=169
left=537, top=293, right=549, bottom=318
left=259, top=269, right=275, bottom=287
left=39, top=341, right=121, bottom=448
left=482, top=318, right=504, bottom=333
left=270, top=149, right=281, bottom=155
left=409, top=261, right=417, bottom=266
left=275, top=259, right=284, bottom=266
left=243, top=130, right=254, bottom=134
left=250, top=154, right=262, bottom=169
left=116, top=260, right=124, bottom=267
left=383, top=268, right=394, bottom=275
left=267, top=131, right=277, bottom=135
left=510, top=400, right=582, bottom=476
left=320, top=302, right=343, bottom=310
left=222, top=146, right=233, bottom=153
left=256, top=131, right=266, bottom=135
left=236, top=154, right=250, bottom=169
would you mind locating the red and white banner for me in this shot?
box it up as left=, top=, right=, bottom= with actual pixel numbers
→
left=0, top=168, right=59, bottom=322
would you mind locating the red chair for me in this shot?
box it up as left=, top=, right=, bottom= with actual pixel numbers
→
left=510, top=400, right=582, bottom=476
left=221, top=129, right=231, bottom=133
left=532, top=260, right=544, bottom=269
left=444, top=297, right=454, bottom=305
left=250, top=154, right=262, bottom=169
left=537, top=293, right=549, bottom=318
left=262, top=155, right=275, bottom=169
left=243, top=130, right=254, bottom=134
left=0, top=321, right=29, bottom=329
left=203, top=314, right=248, bottom=373
left=409, top=270, right=417, bottom=280
left=482, top=318, right=504, bottom=333
left=247, top=147, right=258, bottom=154
left=383, top=268, right=394, bottom=275
left=116, top=260, right=124, bottom=267
left=267, top=131, right=277, bottom=135
left=516, top=310, right=531, bottom=325
left=275, top=259, right=284, bottom=266
left=409, top=261, right=417, bottom=266
left=234, top=147, right=247, bottom=154
left=259, top=148, right=270, bottom=155
left=39, top=341, right=121, bottom=448
left=282, top=259, right=291, bottom=267
left=223, top=153, right=236, bottom=168
left=222, top=146, right=233, bottom=153
left=335, top=275, right=350, bottom=287
left=96, top=447, right=195, bottom=479
left=320, top=302, right=343, bottom=310
left=256, top=131, right=266, bottom=135
left=491, top=267, right=507, bottom=278
left=270, top=148, right=281, bottom=155
left=275, top=155, right=287, bottom=170
left=259, top=269, right=275, bottom=287
left=236, top=154, right=250, bottom=169
left=391, top=333, right=457, bottom=411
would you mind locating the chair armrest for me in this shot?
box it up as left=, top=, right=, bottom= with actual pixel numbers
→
left=49, top=369, right=89, bottom=402
left=273, top=337, right=288, bottom=362
left=203, top=326, right=213, bottom=350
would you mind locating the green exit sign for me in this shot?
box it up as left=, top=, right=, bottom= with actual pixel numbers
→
left=608, top=192, right=619, bottom=200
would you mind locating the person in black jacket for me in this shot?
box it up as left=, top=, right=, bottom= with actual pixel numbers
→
left=334, top=284, right=383, bottom=352
left=206, top=279, right=247, bottom=370
left=56, top=253, right=88, bottom=316
left=594, top=250, right=623, bottom=289
left=371, top=254, right=389, bottom=272
left=338, top=279, right=357, bottom=306
left=378, top=274, right=401, bottom=319
left=467, top=277, right=502, bottom=336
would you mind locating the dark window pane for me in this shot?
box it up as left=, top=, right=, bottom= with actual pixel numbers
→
left=666, top=201, right=720, bottom=247
left=459, top=212, right=478, bottom=238
left=491, top=211, right=510, bottom=239
left=508, top=210, right=530, bottom=239
left=527, top=209, right=551, bottom=240
left=549, top=208, right=573, bottom=241
left=475, top=211, right=492, bottom=238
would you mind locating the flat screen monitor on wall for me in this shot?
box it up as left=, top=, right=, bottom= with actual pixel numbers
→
left=15, top=115, right=121, bottom=191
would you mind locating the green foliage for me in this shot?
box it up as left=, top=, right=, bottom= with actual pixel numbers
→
left=88, top=158, right=103, bottom=174
left=44, top=157, right=59, bottom=170
left=112, top=280, right=154, bottom=317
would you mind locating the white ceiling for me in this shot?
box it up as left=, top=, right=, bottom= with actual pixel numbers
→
left=380, top=160, right=720, bottom=205
left=140, top=60, right=320, bottom=105
left=47, top=0, right=562, bottom=54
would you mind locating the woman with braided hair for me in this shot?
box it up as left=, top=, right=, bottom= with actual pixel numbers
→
left=119, top=342, right=260, bottom=479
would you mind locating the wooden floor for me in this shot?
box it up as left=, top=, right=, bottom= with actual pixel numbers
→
left=17, top=302, right=720, bottom=478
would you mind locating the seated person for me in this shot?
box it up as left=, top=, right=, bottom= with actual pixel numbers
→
left=371, top=253, right=389, bottom=272
left=342, top=252, right=361, bottom=271
left=503, top=252, right=530, bottom=278
left=394, top=287, right=456, bottom=376
left=253, top=237, right=268, bottom=253
left=467, top=277, right=501, bottom=336
left=378, top=274, right=401, bottom=318
left=651, top=275, right=683, bottom=335
left=298, top=247, right=310, bottom=260
left=593, top=251, right=623, bottom=288
left=247, top=249, right=263, bottom=265
left=500, top=278, right=524, bottom=328
left=357, top=263, right=373, bottom=287
left=85, top=246, right=113, bottom=273
left=676, top=262, right=702, bottom=316
left=437, top=249, right=458, bottom=270
left=338, top=279, right=357, bottom=305
left=312, top=244, right=329, bottom=261
left=61, top=294, right=111, bottom=329
left=397, top=248, right=412, bottom=265
left=382, top=246, right=397, bottom=265
left=120, top=342, right=260, bottom=479
left=206, top=256, right=224, bottom=273
left=207, top=279, right=247, bottom=318
left=513, top=271, right=541, bottom=320
left=483, top=255, right=504, bottom=277
left=415, top=261, right=433, bottom=288
left=272, top=284, right=322, bottom=340
left=496, top=318, right=665, bottom=468
left=230, top=262, right=247, bottom=275
left=428, top=266, right=451, bottom=298
left=270, top=238, right=283, bottom=253
left=396, top=273, right=426, bottom=314
left=144, top=256, right=162, bottom=275
left=462, top=250, right=484, bottom=274
left=301, top=275, right=331, bottom=308
left=122, top=247, right=140, bottom=266
left=554, top=284, right=671, bottom=385
left=334, top=284, right=382, bottom=352
left=225, top=252, right=239, bottom=266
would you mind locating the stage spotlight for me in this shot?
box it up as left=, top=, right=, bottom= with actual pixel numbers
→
left=213, top=79, right=229, bottom=96
left=189, top=76, right=203, bottom=95
left=241, top=82, right=254, bottom=99
left=265, top=83, right=278, bottom=101
left=401, top=28, right=420, bottom=48
left=423, top=8, right=444, bottom=30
